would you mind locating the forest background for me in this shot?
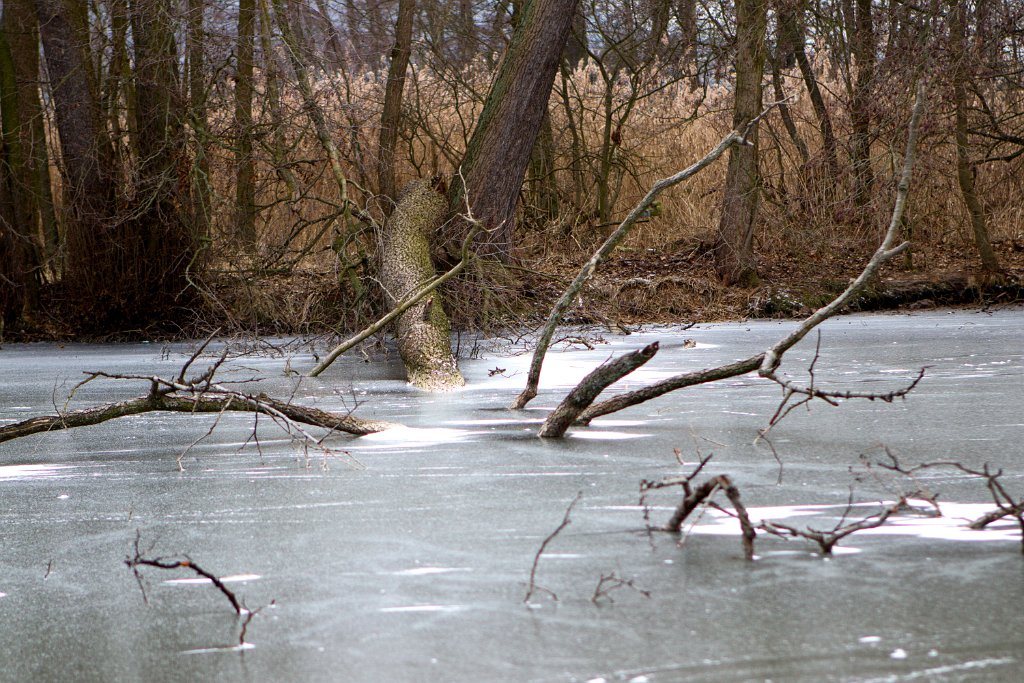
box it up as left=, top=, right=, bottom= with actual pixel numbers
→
left=0, top=0, right=1022, bottom=341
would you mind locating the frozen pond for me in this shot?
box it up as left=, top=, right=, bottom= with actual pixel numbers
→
left=1, top=307, right=1023, bottom=682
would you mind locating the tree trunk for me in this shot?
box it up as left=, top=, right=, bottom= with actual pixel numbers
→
left=272, top=0, right=350, bottom=214
left=129, top=0, right=196, bottom=319
left=235, top=0, right=257, bottom=245
left=187, top=0, right=211, bottom=246
left=447, top=0, right=581, bottom=258
left=674, top=0, right=699, bottom=88
left=34, top=0, right=121, bottom=325
left=951, top=0, right=1000, bottom=274
left=377, top=0, right=415, bottom=206
left=257, top=0, right=299, bottom=198
left=380, top=178, right=464, bottom=390
left=777, top=2, right=839, bottom=180
left=850, top=0, right=875, bottom=210
left=713, top=0, right=766, bottom=286
left=0, top=0, right=46, bottom=324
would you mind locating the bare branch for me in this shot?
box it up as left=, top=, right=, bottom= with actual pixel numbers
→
left=125, top=532, right=243, bottom=615
left=524, top=492, right=582, bottom=603
left=591, top=572, right=651, bottom=604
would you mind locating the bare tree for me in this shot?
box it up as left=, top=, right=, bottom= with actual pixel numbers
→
left=713, top=0, right=767, bottom=286
left=446, top=0, right=582, bottom=258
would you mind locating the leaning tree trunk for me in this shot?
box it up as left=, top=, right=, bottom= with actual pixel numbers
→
left=446, top=0, right=580, bottom=258
left=380, top=178, right=464, bottom=390
left=377, top=0, right=415, bottom=206
left=713, top=0, right=767, bottom=286
left=778, top=2, right=839, bottom=181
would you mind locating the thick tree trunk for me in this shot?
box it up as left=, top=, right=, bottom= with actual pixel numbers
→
left=129, top=0, right=195, bottom=317
left=448, top=0, right=581, bottom=258
left=713, top=0, right=766, bottom=286
left=34, top=0, right=121, bottom=323
left=0, top=0, right=44, bottom=323
left=380, top=178, right=464, bottom=390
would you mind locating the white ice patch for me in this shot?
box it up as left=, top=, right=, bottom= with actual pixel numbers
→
left=685, top=502, right=1022, bottom=544
left=389, top=567, right=471, bottom=576
left=0, top=464, right=75, bottom=481
left=378, top=605, right=466, bottom=613
left=569, top=430, right=650, bottom=441
left=164, top=573, right=261, bottom=586
left=358, top=426, right=477, bottom=448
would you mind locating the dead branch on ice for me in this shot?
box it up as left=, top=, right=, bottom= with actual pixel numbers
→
left=555, top=83, right=929, bottom=429
left=0, top=338, right=397, bottom=447
left=509, top=110, right=773, bottom=411
left=523, top=491, right=582, bottom=603
left=538, top=342, right=659, bottom=438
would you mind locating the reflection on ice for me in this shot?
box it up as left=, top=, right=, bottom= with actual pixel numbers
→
left=182, top=643, right=256, bottom=655
left=858, top=657, right=1017, bottom=682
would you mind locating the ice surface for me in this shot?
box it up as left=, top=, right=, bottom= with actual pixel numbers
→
left=1, top=310, right=1023, bottom=681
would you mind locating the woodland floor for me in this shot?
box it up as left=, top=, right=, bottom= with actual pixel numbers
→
left=528, top=234, right=1024, bottom=328
left=8, top=234, right=1024, bottom=343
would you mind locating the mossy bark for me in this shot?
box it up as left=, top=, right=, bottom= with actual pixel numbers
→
left=381, top=179, right=464, bottom=391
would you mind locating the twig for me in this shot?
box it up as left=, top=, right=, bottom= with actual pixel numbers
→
left=524, top=492, right=582, bottom=603
left=125, top=532, right=243, bottom=615
left=758, top=495, right=898, bottom=556
left=591, top=572, right=652, bottom=604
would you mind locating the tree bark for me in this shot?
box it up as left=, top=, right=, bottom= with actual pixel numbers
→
left=377, top=0, right=415, bottom=205
left=0, top=0, right=44, bottom=324
left=129, top=0, right=196, bottom=318
left=447, top=0, right=581, bottom=258
left=713, top=0, right=766, bottom=286
left=380, top=178, right=464, bottom=390
left=0, top=392, right=397, bottom=444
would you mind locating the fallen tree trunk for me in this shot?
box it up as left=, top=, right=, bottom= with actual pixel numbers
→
left=379, top=177, right=464, bottom=390
left=0, top=392, right=397, bottom=444
left=538, top=342, right=659, bottom=438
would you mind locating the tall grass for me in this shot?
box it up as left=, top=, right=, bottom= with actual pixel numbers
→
left=190, top=54, right=1021, bottom=331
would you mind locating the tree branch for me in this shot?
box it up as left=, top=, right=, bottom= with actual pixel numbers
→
left=538, top=342, right=658, bottom=438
